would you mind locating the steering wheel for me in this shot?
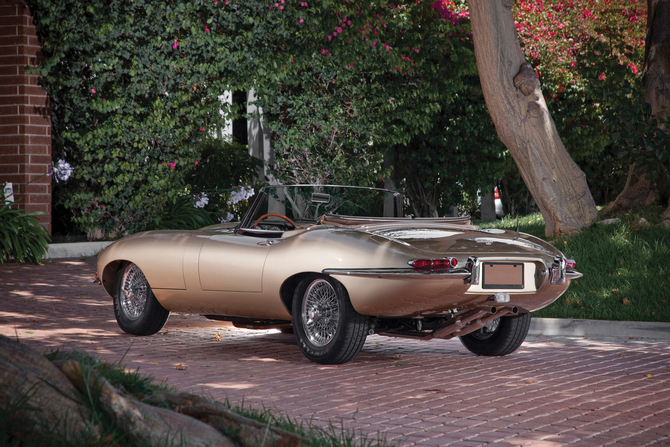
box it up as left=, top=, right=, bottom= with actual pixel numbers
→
left=253, top=213, right=297, bottom=229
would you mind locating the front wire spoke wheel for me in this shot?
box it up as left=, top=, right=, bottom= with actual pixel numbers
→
left=120, top=264, right=149, bottom=320
left=302, top=279, right=340, bottom=347
left=113, top=262, right=170, bottom=336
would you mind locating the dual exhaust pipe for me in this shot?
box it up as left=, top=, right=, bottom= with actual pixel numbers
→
left=382, top=301, right=520, bottom=341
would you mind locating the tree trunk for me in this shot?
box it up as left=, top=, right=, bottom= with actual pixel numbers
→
left=645, top=0, right=670, bottom=216
left=644, top=0, right=670, bottom=119
left=601, top=164, right=659, bottom=214
left=466, top=0, right=598, bottom=236
left=607, top=1, right=670, bottom=215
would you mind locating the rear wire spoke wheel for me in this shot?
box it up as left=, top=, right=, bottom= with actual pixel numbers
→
left=459, top=312, right=531, bottom=356
left=113, top=262, right=169, bottom=336
left=292, top=276, right=368, bottom=364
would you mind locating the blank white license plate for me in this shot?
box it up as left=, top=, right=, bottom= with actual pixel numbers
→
left=482, top=262, right=524, bottom=289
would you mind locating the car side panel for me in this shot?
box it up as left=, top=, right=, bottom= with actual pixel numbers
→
left=97, top=232, right=195, bottom=291
left=152, top=289, right=291, bottom=319
left=198, top=234, right=270, bottom=292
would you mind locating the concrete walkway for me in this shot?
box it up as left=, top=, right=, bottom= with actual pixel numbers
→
left=1, top=258, right=669, bottom=446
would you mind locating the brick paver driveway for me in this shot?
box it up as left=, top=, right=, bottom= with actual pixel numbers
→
left=1, top=258, right=669, bottom=446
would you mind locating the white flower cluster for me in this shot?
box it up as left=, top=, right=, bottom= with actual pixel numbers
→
left=194, top=193, right=209, bottom=209
left=227, top=185, right=255, bottom=205
left=51, top=159, right=73, bottom=183
left=219, top=212, right=235, bottom=223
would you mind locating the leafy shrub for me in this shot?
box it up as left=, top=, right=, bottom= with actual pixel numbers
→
left=145, top=195, right=215, bottom=231
left=27, top=0, right=297, bottom=235
left=1, top=184, right=51, bottom=264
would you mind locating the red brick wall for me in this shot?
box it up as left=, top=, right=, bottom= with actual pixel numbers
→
left=0, top=0, right=51, bottom=233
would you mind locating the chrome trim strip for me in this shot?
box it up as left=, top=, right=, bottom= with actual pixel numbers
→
left=322, top=268, right=471, bottom=279
left=566, top=271, right=583, bottom=280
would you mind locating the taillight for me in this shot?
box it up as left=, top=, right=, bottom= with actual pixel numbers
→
left=566, top=259, right=576, bottom=270
left=409, top=258, right=458, bottom=269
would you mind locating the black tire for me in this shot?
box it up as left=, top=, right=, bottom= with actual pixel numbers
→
left=292, top=276, right=369, bottom=364
left=459, top=312, right=531, bottom=356
left=113, top=262, right=169, bottom=336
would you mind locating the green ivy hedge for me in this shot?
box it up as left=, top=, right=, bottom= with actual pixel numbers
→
left=28, top=0, right=298, bottom=234
left=28, top=0, right=511, bottom=229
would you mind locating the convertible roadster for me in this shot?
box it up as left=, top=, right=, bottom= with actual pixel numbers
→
left=97, top=185, right=581, bottom=364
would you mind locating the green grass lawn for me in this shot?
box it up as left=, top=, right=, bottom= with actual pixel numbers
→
left=479, top=211, right=670, bottom=322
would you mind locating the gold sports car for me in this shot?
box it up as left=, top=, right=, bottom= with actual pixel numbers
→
left=97, top=185, right=581, bottom=364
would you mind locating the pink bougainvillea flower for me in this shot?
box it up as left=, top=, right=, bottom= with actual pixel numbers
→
left=169, top=162, right=176, bottom=169
left=195, top=161, right=199, bottom=165
left=91, top=89, right=97, bottom=93
left=215, top=1, right=218, bottom=4
left=290, top=59, right=294, bottom=62
left=333, top=31, right=337, bottom=36
left=102, top=98, right=106, bottom=101
left=279, top=5, right=283, bottom=9
left=172, top=40, right=179, bottom=49
left=275, top=2, right=278, bottom=5
left=200, top=127, right=205, bottom=131
left=348, top=62, right=354, bottom=67
left=299, top=18, right=304, bottom=23
left=328, top=35, right=332, bottom=40
left=389, top=99, right=392, bottom=104
left=205, top=28, right=210, bottom=33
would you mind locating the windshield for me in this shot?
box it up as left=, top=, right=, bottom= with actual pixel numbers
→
left=241, top=185, right=402, bottom=230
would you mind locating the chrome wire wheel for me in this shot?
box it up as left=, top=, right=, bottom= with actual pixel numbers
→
left=301, top=279, right=340, bottom=347
left=119, top=263, right=149, bottom=320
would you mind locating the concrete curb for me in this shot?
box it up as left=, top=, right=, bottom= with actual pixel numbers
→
left=530, top=317, right=670, bottom=340
left=45, top=241, right=113, bottom=259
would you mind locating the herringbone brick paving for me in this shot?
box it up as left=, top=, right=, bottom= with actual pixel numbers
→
left=1, top=258, right=669, bottom=446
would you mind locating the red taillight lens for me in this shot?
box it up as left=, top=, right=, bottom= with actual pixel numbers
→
left=410, top=259, right=433, bottom=269
left=566, top=259, right=576, bottom=269
left=410, top=258, right=457, bottom=269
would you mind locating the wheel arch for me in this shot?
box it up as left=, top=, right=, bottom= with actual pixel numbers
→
left=279, top=272, right=340, bottom=317
left=100, top=259, right=126, bottom=298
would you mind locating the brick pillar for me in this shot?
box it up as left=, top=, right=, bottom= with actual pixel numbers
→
left=0, top=0, right=51, bottom=233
